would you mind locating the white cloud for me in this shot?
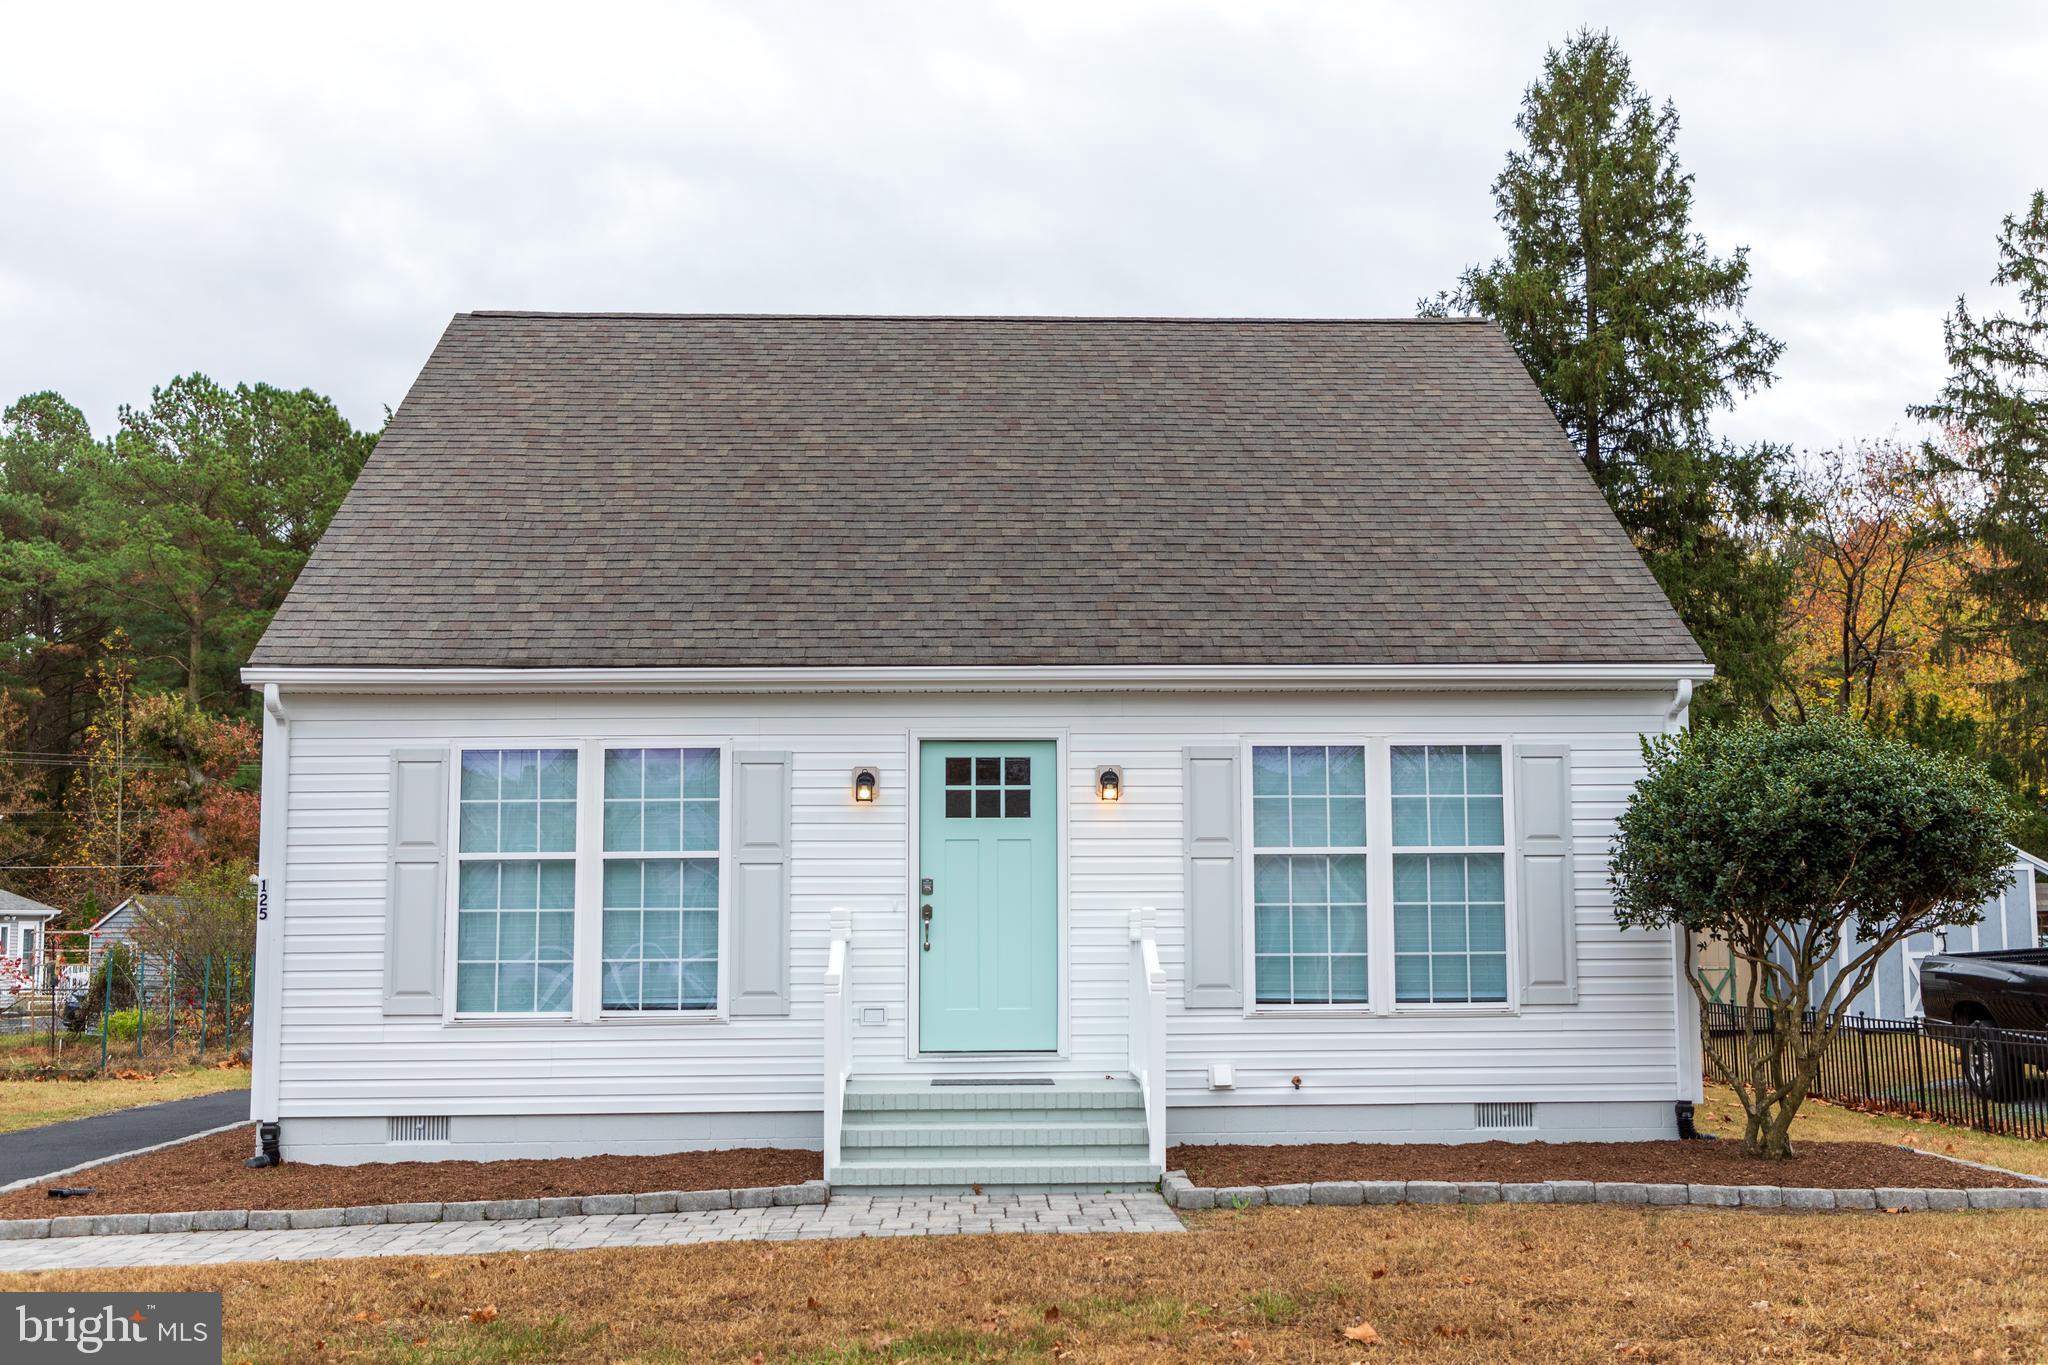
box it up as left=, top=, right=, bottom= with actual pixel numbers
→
left=1, top=0, right=2041, bottom=452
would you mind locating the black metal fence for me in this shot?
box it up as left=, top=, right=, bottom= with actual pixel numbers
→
left=1705, top=1003, right=2048, bottom=1142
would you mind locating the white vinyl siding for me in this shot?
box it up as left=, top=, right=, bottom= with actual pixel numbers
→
left=268, top=687, right=1681, bottom=1124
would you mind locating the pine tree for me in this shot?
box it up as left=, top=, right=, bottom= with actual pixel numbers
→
left=1426, top=28, right=1799, bottom=717
left=1914, top=191, right=2048, bottom=814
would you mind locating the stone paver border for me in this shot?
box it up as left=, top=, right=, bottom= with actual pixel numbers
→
left=0, top=1180, right=828, bottom=1242
left=0, top=1193, right=1186, bottom=1271
left=1161, top=1171, right=2048, bottom=1213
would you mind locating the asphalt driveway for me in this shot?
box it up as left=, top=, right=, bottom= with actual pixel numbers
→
left=0, top=1090, right=249, bottom=1188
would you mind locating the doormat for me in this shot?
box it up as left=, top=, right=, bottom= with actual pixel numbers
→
left=930, top=1078, right=1056, bottom=1086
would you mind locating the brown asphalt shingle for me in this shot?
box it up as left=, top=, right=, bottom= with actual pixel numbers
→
left=249, top=313, right=1703, bottom=670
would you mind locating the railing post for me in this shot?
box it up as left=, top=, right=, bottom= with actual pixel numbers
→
left=1129, top=906, right=1167, bottom=1176
left=821, top=908, right=853, bottom=1183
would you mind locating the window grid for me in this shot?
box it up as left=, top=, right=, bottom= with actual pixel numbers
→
left=1391, top=745, right=1508, bottom=1005
left=456, top=749, right=578, bottom=1015
left=602, top=747, right=720, bottom=1013
left=942, top=754, right=1033, bottom=819
left=1251, top=744, right=1368, bottom=1006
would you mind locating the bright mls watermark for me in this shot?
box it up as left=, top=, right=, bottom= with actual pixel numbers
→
left=2, top=1293, right=220, bottom=1363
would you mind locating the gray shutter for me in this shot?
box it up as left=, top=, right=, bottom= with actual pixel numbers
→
left=1515, top=745, right=1577, bottom=1006
left=1183, top=746, right=1242, bottom=1008
left=383, top=749, right=449, bottom=1016
left=729, top=751, right=792, bottom=1017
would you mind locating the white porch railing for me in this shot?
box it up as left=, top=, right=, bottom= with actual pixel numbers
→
left=821, top=908, right=853, bottom=1181
left=1128, top=906, right=1168, bottom=1174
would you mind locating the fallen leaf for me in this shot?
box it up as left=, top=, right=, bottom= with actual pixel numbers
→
left=1460, top=1275, right=1477, bottom=1285
left=1044, top=1306, right=1061, bottom=1323
left=468, top=1305, right=498, bottom=1324
left=1229, top=1336, right=1254, bottom=1353
left=806, top=1296, right=821, bottom=1312
left=410, top=1338, right=426, bottom=1349
left=1370, top=1267, right=1388, bottom=1280
left=351, top=1310, right=385, bottom=1325
left=1343, top=1320, right=1383, bottom=1344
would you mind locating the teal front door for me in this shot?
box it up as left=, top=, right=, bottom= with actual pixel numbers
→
left=918, top=741, right=1058, bottom=1052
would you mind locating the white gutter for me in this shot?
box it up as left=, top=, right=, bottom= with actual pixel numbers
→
left=241, top=661, right=1715, bottom=695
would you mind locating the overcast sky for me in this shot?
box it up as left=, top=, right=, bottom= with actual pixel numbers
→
left=3, top=1, right=2043, bottom=454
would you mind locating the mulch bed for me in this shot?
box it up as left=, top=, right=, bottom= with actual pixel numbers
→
left=0, top=1126, right=821, bottom=1218
left=1167, top=1139, right=2029, bottom=1190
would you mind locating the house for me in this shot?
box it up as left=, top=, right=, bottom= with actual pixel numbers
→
left=0, top=888, right=59, bottom=984
left=241, top=312, right=1715, bottom=1182
left=86, top=896, right=182, bottom=993
left=1696, top=847, right=2044, bottom=1020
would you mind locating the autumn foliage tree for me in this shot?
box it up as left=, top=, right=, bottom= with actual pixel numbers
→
left=1777, top=442, right=1974, bottom=725
left=55, top=633, right=259, bottom=915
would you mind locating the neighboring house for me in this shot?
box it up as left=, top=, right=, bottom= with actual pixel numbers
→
left=241, top=312, right=1714, bottom=1179
left=1697, top=847, right=2044, bottom=1020
left=0, top=888, right=59, bottom=985
left=87, top=896, right=181, bottom=993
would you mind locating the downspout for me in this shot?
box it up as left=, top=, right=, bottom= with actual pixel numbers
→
left=1662, top=679, right=1692, bottom=737
left=247, top=684, right=290, bottom=1167
left=1663, top=678, right=1706, bottom=1119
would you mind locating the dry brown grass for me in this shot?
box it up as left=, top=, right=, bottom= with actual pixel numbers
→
left=5, top=1203, right=2044, bottom=1362
left=1698, top=1081, right=2048, bottom=1178
left=0, top=1063, right=248, bottom=1134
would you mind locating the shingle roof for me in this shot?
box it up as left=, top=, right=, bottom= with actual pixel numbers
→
left=250, top=313, right=1703, bottom=670
left=0, top=888, right=60, bottom=919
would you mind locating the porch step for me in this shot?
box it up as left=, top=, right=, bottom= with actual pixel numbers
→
left=832, top=1077, right=1158, bottom=1193
left=828, top=1159, right=1159, bottom=1194
left=843, top=1077, right=1143, bottom=1113
left=843, top=1122, right=1149, bottom=1150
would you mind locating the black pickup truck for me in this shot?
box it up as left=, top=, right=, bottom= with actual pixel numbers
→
left=1918, top=948, right=2048, bottom=1098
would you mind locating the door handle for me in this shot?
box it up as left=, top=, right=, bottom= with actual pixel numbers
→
left=920, top=903, right=933, bottom=952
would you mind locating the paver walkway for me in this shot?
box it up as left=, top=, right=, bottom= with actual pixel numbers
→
left=0, top=1193, right=1184, bottom=1271
left=0, top=1091, right=247, bottom=1188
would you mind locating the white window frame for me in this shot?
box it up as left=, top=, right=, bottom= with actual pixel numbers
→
left=445, top=742, right=585, bottom=1022
left=1239, top=734, right=1381, bottom=1017
left=1241, top=738, right=1375, bottom=1014
left=1384, top=736, right=1518, bottom=1015
left=1239, top=735, right=1521, bottom=1019
left=593, top=739, right=732, bottom=1024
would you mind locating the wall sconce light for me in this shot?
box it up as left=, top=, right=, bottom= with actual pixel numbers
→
left=851, top=767, right=880, bottom=804
left=1095, top=766, right=1124, bottom=802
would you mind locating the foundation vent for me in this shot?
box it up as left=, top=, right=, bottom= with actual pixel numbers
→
left=387, top=1116, right=452, bottom=1143
left=1475, top=1102, right=1536, bottom=1130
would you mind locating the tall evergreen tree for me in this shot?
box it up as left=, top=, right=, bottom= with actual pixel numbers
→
left=1426, top=28, right=1800, bottom=717
left=0, top=393, right=105, bottom=757
left=1914, top=191, right=2048, bottom=809
left=63, top=376, right=375, bottom=708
